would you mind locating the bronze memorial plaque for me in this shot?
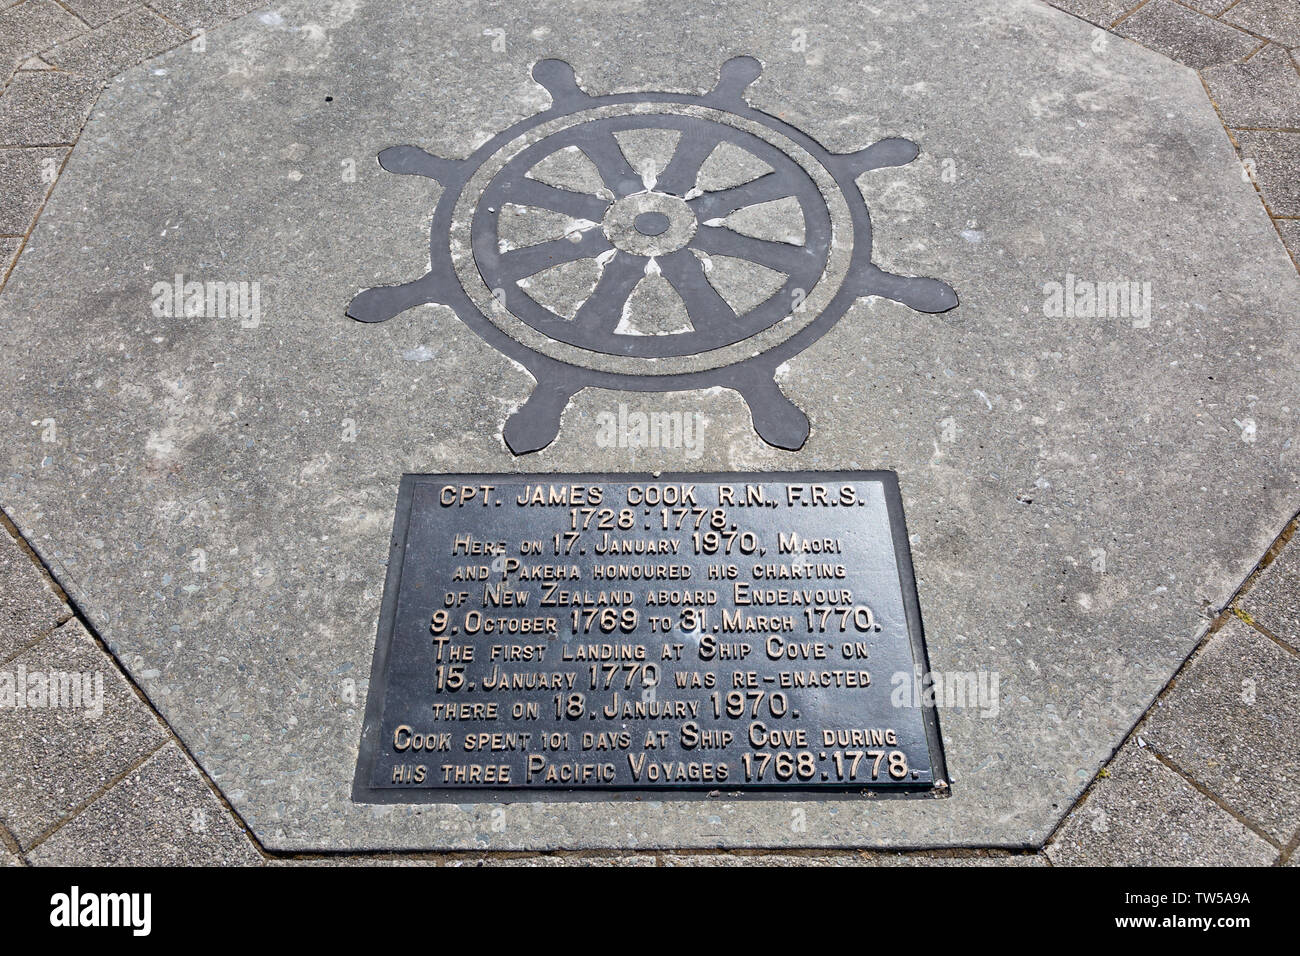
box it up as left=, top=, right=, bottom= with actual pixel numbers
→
left=353, top=472, right=947, bottom=801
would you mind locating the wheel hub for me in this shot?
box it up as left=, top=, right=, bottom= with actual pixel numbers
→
left=602, top=191, right=697, bottom=256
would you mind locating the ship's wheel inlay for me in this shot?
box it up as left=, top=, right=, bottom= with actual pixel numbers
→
left=348, top=57, right=958, bottom=453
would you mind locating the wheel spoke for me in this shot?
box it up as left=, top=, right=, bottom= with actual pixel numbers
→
left=688, top=172, right=791, bottom=221
left=658, top=250, right=737, bottom=331
left=576, top=132, right=642, bottom=196
left=690, top=225, right=807, bottom=275
left=501, top=176, right=611, bottom=222
left=499, top=228, right=610, bottom=281
left=573, top=253, right=645, bottom=333
left=656, top=127, right=724, bottom=195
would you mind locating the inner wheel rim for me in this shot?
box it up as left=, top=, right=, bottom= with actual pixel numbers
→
left=602, top=191, right=698, bottom=257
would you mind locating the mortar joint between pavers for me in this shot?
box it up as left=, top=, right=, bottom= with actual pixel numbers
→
left=0, top=817, right=22, bottom=858
left=1229, top=510, right=1300, bottom=597
left=1158, top=0, right=1274, bottom=49
left=1241, top=37, right=1273, bottom=61
left=0, top=615, right=75, bottom=669
left=0, top=506, right=71, bottom=603
left=1214, top=0, right=1250, bottom=21
left=139, top=3, right=192, bottom=35
left=1230, top=611, right=1300, bottom=659
left=0, top=146, right=71, bottom=292
left=47, top=0, right=91, bottom=30
left=1108, top=0, right=1156, bottom=29
left=1148, top=750, right=1284, bottom=853
left=1280, top=827, right=1300, bottom=866
left=20, top=737, right=169, bottom=853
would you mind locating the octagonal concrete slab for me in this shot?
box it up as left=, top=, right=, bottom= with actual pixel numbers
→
left=1, top=0, right=1297, bottom=850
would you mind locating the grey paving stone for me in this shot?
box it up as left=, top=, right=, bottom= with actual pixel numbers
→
left=0, top=847, right=21, bottom=866
left=1044, top=0, right=1141, bottom=27
left=1116, top=0, right=1262, bottom=68
left=660, top=853, right=1046, bottom=866
left=1177, top=1, right=1240, bottom=14
left=57, top=0, right=136, bottom=28
left=0, top=0, right=83, bottom=79
left=1140, top=618, right=1300, bottom=842
left=1046, top=745, right=1277, bottom=866
left=0, top=236, right=20, bottom=279
left=0, top=521, right=67, bottom=661
left=42, top=8, right=183, bottom=78
left=0, top=619, right=168, bottom=848
left=0, top=70, right=101, bottom=145
left=1203, top=43, right=1300, bottom=128
left=0, top=146, right=64, bottom=233
left=1225, top=0, right=1300, bottom=47
left=27, top=741, right=263, bottom=865
left=1241, top=535, right=1300, bottom=644
left=147, top=0, right=263, bottom=31
left=1277, top=218, right=1300, bottom=265
left=1236, top=130, right=1300, bottom=215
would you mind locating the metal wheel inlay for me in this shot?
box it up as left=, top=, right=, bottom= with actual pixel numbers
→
left=348, top=57, right=958, bottom=453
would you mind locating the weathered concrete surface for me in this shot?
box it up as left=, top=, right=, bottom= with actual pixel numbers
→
left=0, top=0, right=1298, bottom=851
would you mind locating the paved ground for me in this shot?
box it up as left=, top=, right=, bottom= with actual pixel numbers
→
left=0, top=0, right=1297, bottom=865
